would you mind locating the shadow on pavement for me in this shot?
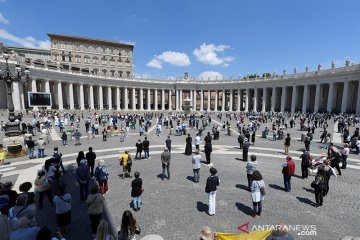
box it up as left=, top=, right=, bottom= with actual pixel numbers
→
left=235, top=202, right=252, bottom=215
left=268, top=184, right=284, bottom=191
left=296, top=196, right=314, bottom=206
left=302, top=187, right=315, bottom=194
left=235, top=184, right=249, bottom=191
left=196, top=201, right=208, bottom=213
left=186, top=176, right=195, bottom=182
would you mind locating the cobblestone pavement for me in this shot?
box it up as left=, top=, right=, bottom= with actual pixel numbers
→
left=1, top=114, right=360, bottom=240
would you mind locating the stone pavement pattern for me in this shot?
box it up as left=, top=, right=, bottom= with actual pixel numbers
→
left=1, top=114, right=360, bottom=240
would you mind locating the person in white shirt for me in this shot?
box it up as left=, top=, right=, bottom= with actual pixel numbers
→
left=192, top=149, right=202, bottom=182
left=195, top=134, right=201, bottom=150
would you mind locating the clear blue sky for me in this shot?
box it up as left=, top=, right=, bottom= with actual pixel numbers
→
left=0, top=0, right=359, bottom=79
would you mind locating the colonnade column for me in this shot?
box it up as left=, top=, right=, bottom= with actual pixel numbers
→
left=12, top=82, right=21, bottom=110
left=168, top=90, right=172, bottom=110
left=99, top=86, right=103, bottom=109
left=280, top=86, right=286, bottom=112
left=116, top=88, right=121, bottom=110
left=45, top=81, right=51, bottom=109
left=302, top=85, right=308, bottom=112
left=147, top=89, right=151, bottom=110
left=193, top=90, right=197, bottom=111
left=207, top=90, right=211, bottom=111
left=221, top=90, right=225, bottom=111
left=253, top=88, right=257, bottom=112
left=314, top=84, right=320, bottom=112
left=179, top=90, right=183, bottom=109
left=341, top=81, right=349, bottom=113
left=161, top=89, right=165, bottom=110
left=132, top=88, right=136, bottom=110
left=124, top=87, right=128, bottom=110
left=57, top=82, right=63, bottom=110
left=327, top=83, right=334, bottom=112
left=262, top=88, right=267, bottom=112
left=245, top=89, right=249, bottom=112
left=106, top=87, right=111, bottom=110
left=175, top=90, right=179, bottom=110
left=140, top=88, right=144, bottom=110
left=291, top=86, right=297, bottom=113
left=89, top=85, right=94, bottom=109
left=237, top=90, right=241, bottom=111
left=32, top=79, right=39, bottom=110
left=200, top=90, right=204, bottom=111
left=271, top=87, right=275, bottom=112
left=79, top=84, right=84, bottom=110
left=229, top=90, right=233, bottom=111
left=154, top=89, right=158, bottom=110
left=68, top=83, right=74, bottom=109
left=356, top=82, right=360, bottom=114
left=214, top=90, right=218, bottom=111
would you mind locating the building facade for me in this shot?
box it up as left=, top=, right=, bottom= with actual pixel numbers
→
left=0, top=36, right=360, bottom=114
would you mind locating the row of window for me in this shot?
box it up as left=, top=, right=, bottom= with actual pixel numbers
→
left=92, top=69, right=131, bottom=78
left=52, top=53, right=131, bottom=66
left=52, top=41, right=132, bottom=57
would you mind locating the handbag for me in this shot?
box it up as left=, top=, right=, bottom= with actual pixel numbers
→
left=257, top=182, right=265, bottom=196
left=119, top=159, right=124, bottom=166
left=310, top=181, right=318, bottom=189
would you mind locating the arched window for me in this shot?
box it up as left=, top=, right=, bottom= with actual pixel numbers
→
left=75, top=55, right=81, bottom=63
left=84, top=55, right=90, bottom=64
left=102, top=69, right=107, bottom=76
left=118, top=71, right=123, bottom=78
left=110, top=57, right=115, bottom=66
left=101, top=57, right=107, bottom=65
left=110, top=70, right=115, bottom=77
left=126, top=71, right=130, bottom=78
left=93, top=68, right=99, bottom=75
left=93, top=57, right=98, bottom=64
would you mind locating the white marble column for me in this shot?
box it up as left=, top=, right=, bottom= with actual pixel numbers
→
left=314, top=84, right=320, bottom=112
left=200, top=90, right=204, bottom=111
left=99, top=86, right=103, bottom=109
left=168, top=89, right=172, bottom=111
left=124, top=88, right=128, bottom=110
left=116, top=88, right=121, bottom=110
left=245, top=89, right=249, bottom=112
left=193, top=90, right=197, bottom=111
left=89, top=85, right=94, bottom=109
left=154, top=89, right=158, bottom=110
left=45, top=81, right=51, bottom=109
left=132, top=88, right=136, bottom=110
left=175, top=90, right=179, bottom=110
left=161, top=89, right=165, bottom=110
left=179, top=90, right=183, bottom=110
left=271, top=87, right=276, bottom=112
left=229, top=90, right=233, bottom=111
left=341, top=81, right=349, bottom=113
left=253, top=88, right=258, bottom=112
left=302, top=85, right=308, bottom=112
left=221, top=90, right=225, bottom=111
left=140, top=88, right=144, bottom=110
left=356, top=82, right=360, bottom=114
left=12, top=82, right=21, bottom=110
left=79, top=84, right=85, bottom=110
left=262, top=88, right=267, bottom=112
left=57, top=82, right=63, bottom=110
left=207, top=90, right=211, bottom=111
left=291, top=86, right=297, bottom=113
left=214, top=90, right=218, bottom=111
left=237, top=89, right=241, bottom=111
left=107, top=86, right=112, bottom=110
left=147, top=89, right=151, bottom=110
left=327, top=83, right=334, bottom=112
left=280, top=86, right=286, bottom=112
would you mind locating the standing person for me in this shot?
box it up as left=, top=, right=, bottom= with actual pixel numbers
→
left=205, top=167, right=220, bottom=216
left=300, top=150, right=310, bottom=179
left=0, top=182, right=18, bottom=215
left=143, top=137, right=151, bottom=159
left=131, top=172, right=143, bottom=211
left=204, top=132, right=212, bottom=144
left=102, top=129, right=107, bottom=141
left=204, top=139, right=213, bottom=166
left=26, top=136, right=36, bottom=159
left=73, top=129, right=82, bottom=146
left=161, top=147, right=171, bottom=180
left=341, top=143, right=349, bottom=169
left=52, top=147, right=66, bottom=174
left=242, top=138, right=250, bottom=162
left=76, top=159, right=90, bottom=201
left=250, top=170, right=265, bottom=218
left=0, top=210, right=11, bottom=240
left=238, top=133, right=244, bottom=149
left=246, top=155, right=258, bottom=190
left=135, top=139, right=143, bottom=160
left=118, top=150, right=132, bottom=179
left=251, top=131, right=256, bottom=146
left=284, top=133, right=291, bottom=155
left=195, top=134, right=201, bottom=151
left=185, top=134, right=192, bottom=155
left=311, top=167, right=327, bottom=207
left=165, top=135, right=172, bottom=153
left=61, top=131, right=68, bottom=146
left=53, top=183, right=71, bottom=234
left=192, top=149, right=202, bottom=183
left=94, top=160, right=109, bottom=195
left=37, top=136, right=46, bottom=158
left=282, top=156, right=295, bottom=192
left=95, top=220, right=115, bottom=240
left=0, top=144, right=7, bottom=166
left=86, top=147, right=97, bottom=178
left=327, top=146, right=342, bottom=175
left=117, top=210, right=140, bottom=240
left=76, top=151, right=86, bottom=166
left=34, top=170, right=53, bottom=209
left=86, top=184, right=105, bottom=237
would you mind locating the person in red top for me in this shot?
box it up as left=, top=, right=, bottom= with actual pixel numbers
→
left=282, top=156, right=295, bottom=192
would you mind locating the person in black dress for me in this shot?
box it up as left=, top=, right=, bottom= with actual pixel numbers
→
left=185, top=134, right=192, bottom=155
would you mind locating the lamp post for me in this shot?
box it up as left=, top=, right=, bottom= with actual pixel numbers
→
left=0, top=53, right=30, bottom=137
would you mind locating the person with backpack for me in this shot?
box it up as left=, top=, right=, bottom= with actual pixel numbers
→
left=26, top=136, right=36, bottom=159
left=250, top=170, right=265, bottom=218
left=281, top=156, right=295, bottom=192
left=36, top=136, right=46, bottom=158
left=311, top=166, right=328, bottom=207
left=94, top=160, right=109, bottom=195
left=73, top=129, right=82, bottom=146
left=34, top=170, right=53, bottom=209
left=205, top=167, right=220, bottom=216
left=53, top=183, right=71, bottom=234
left=284, top=133, right=291, bottom=155
left=52, top=147, right=66, bottom=174
left=86, top=147, right=97, bottom=178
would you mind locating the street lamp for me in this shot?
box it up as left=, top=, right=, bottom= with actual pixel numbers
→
left=0, top=53, right=30, bottom=138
